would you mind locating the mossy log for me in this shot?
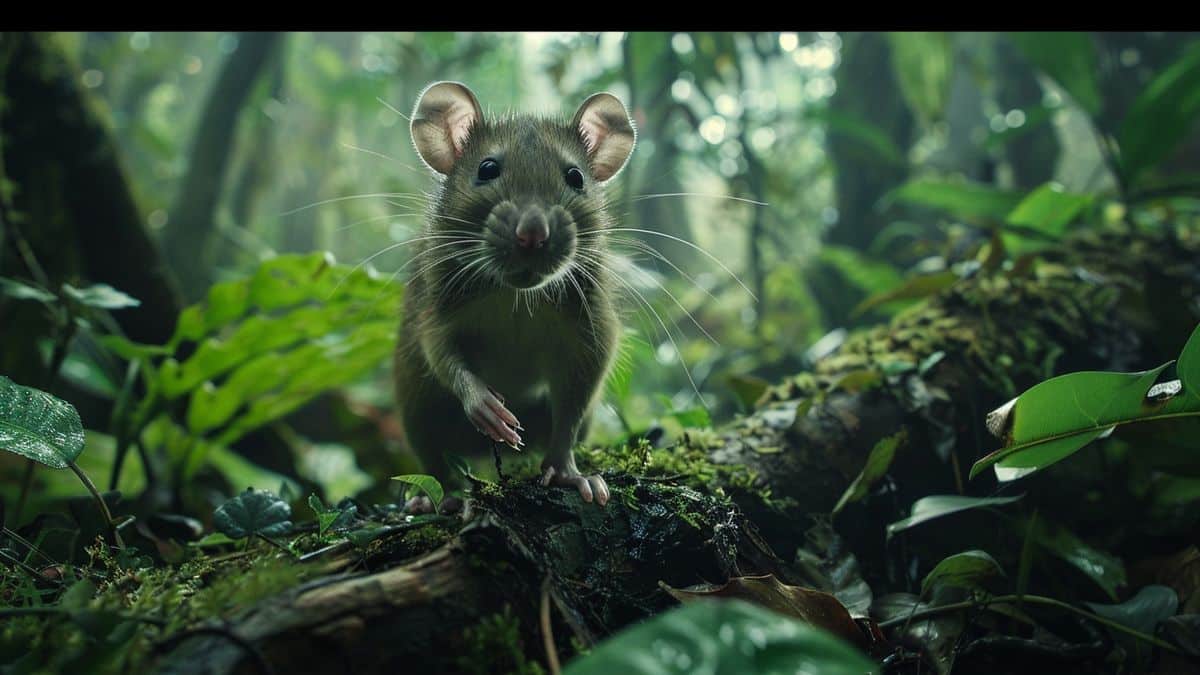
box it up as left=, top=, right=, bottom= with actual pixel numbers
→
left=153, top=227, right=1200, bottom=674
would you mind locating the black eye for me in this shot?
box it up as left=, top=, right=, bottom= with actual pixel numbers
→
left=477, top=158, right=501, bottom=182
left=565, top=166, right=584, bottom=190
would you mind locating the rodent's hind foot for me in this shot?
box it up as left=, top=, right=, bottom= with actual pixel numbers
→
left=403, top=495, right=466, bottom=516
left=404, top=495, right=436, bottom=515
left=540, top=466, right=609, bottom=506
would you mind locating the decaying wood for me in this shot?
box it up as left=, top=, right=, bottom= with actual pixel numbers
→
left=152, top=227, right=1200, bottom=674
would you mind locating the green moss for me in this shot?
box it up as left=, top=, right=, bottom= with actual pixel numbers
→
left=455, top=605, right=546, bottom=675
left=0, top=537, right=308, bottom=675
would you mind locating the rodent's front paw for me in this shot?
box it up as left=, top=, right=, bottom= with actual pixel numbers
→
left=541, top=465, right=609, bottom=506
left=463, top=383, right=523, bottom=447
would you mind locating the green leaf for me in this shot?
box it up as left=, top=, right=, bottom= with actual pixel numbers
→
left=921, top=550, right=1006, bottom=596
left=805, top=107, right=906, bottom=166
left=391, top=474, right=444, bottom=511
left=724, top=373, right=770, bottom=410
left=1084, top=585, right=1178, bottom=636
left=1118, top=43, right=1200, bottom=186
left=0, top=277, right=56, bottom=304
left=852, top=270, right=958, bottom=317
left=1022, top=516, right=1126, bottom=600
left=213, top=489, right=293, bottom=540
left=62, top=283, right=141, bottom=310
left=971, top=323, right=1200, bottom=481
left=0, top=375, right=86, bottom=469
left=887, top=32, right=953, bottom=125
left=562, top=598, right=879, bottom=675
left=888, top=178, right=1025, bottom=222
left=667, top=406, right=711, bottom=429
left=819, top=245, right=905, bottom=298
left=1008, top=32, right=1101, bottom=116
left=887, top=494, right=1023, bottom=538
left=833, top=432, right=904, bottom=516
left=1005, top=182, right=1093, bottom=237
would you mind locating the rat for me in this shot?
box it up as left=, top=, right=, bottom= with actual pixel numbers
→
left=393, top=81, right=637, bottom=509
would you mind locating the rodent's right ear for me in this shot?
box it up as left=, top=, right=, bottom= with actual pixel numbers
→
left=410, top=81, right=483, bottom=175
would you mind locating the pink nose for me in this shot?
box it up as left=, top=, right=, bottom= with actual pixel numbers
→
left=516, top=210, right=549, bottom=249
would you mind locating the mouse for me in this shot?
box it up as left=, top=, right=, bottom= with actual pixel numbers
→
left=393, top=81, right=637, bottom=509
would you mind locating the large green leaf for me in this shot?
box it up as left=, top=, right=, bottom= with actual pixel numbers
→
left=887, top=494, right=1023, bottom=538
left=1008, top=32, right=1102, bottom=116
left=213, top=489, right=293, bottom=540
left=563, top=598, right=878, bottom=675
left=0, top=375, right=86, bottom=469
left=1084, top=585, right=1178, bottom=635
left=391, top=474, right=444, bottom=511
left=1005, top=182, right=1093, bottom=238
left=1021, top=516, right=1126, bottom=600
left=805, top=108, right=906, bottom=166
left=1118, top=43, right=1200, bottom=187
left=62, top=283, right=140, bottom=310
left=921, top=550, right=1006, bottom=596
left=888, top=178, right=1025, bottom=223
left=887, top=32, right=953, bottom=125
left=833, top=432, right=904, bottom=516
left=971, top=323, right=1200, bottom=481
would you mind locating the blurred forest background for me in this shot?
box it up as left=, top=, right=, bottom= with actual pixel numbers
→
left=3, top=31, right=1199, bottom=519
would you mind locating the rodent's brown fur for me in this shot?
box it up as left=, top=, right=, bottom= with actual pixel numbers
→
left=393, top=83, right=634, bottom=504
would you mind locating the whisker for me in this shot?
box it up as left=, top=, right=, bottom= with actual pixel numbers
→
left=601, top=228, right=758, bottom=301
left=631, top=192, right=768, bottom=207
left=341, top=143, right=423, bottom=174
left=376, top=96, right=411, bottom=122
left=279, top=193, right=421, bottom=217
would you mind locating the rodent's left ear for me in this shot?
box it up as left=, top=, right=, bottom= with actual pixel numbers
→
left=411, top=81, right=484, bottom=175
left=572, top=93, right=636, bottom=183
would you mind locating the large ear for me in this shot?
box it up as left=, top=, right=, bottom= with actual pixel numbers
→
left=410, top=81, right=484, bottom=175
left=572, top=92, right=636, bottom=183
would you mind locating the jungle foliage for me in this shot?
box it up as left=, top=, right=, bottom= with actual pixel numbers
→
left=2, top=30, right=1200, bottom=675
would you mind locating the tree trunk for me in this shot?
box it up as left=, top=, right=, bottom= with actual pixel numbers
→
left=0, top=32, right=182, bottom=368
left=150, top=225, right=1200, bottom=675
left=161, top=32, right=282, bottom=301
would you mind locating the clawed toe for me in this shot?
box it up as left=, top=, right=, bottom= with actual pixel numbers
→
left=541, top=467, right=609, bottom=506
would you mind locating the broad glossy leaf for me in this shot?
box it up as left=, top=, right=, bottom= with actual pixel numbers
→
left=1085, top=585, right=1178, bottom=635
left=888, top=178, right=1024, bottom=222
left=391, top=474, right=444, bottom=511
left=1008, top=32, right=1101, bottom=116
left=212, top=489, right=293, bottom=539
left=0, top=375, right=85, bottom=469
left=1005, top=182, right=1093, bottom=237
left=833, top=432, right=904, bottom=516
left=887, top=494, right=1023, bottom=538
left=852, top=271, right=959, bottom=317
left=805, top=108, right=906, bottom=166
left=0, top=277, right=55, bottom=304
left=1022, top=516, right=1126, bottom=600
left=563, top=598, right=879, bottom=675
left=62, top=283, right=140, bottom=310
left=921, top=550, right=1005, bottom=596
left=972, top=323, right=1200, bottom=480
left=1119, top=43, right=1200, bottom=186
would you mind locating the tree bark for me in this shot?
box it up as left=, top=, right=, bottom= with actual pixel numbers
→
left=0, top=32, right=182, bottom=368
left=161, top=32, right=282, bottom=301
left=150, top=225, right=1200, bottom=675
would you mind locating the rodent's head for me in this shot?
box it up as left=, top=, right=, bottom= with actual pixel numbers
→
left=410, top=81, right=636, bottom=291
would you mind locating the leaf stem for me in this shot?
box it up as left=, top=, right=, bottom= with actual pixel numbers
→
left=878, top=593, right=1183, bottom=655
left=68, top=460, right=124, bottom=548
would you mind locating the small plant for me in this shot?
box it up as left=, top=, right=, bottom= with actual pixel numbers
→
left=0, top=375, right=122, bottom=546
